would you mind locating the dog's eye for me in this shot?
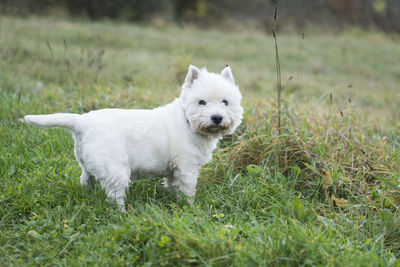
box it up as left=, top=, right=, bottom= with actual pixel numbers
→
left=199, top=100, right=206, bottom=106
left=222, top=100, right=228, bottom=106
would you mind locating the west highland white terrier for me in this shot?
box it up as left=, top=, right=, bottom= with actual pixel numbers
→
left=25, top=65, right=243, bottom=210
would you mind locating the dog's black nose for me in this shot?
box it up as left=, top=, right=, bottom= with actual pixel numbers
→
left=211, top=115, right=223, bottom=125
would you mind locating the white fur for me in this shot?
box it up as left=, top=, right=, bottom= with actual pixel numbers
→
left=25, top=65, right=243, bottom=210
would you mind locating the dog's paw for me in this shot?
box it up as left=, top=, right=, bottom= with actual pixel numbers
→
left=162, top=177, right=179, bottom=191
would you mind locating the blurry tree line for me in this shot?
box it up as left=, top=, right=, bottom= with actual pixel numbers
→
left=1, top=0, right=399, bottom=32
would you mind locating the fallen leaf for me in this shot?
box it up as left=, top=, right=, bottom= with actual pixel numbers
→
left=332, top=194, right=348, bottom=208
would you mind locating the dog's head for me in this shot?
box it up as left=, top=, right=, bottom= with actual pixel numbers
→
left=180, top=65, right=243, bottom=137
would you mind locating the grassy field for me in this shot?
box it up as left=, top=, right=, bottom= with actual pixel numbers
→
left=1, top=15, right=400, bottom=266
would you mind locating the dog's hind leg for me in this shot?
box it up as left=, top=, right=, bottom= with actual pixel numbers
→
left=99, top=165, right=131, bottom=212
left=73, top=133, right=96, bottom=188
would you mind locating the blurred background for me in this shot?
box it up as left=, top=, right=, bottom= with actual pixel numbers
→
left=1, top=0, right=399, bottom=128
left=1, top=0, right=400, bottom=33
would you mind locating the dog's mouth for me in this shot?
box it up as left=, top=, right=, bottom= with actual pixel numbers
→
left=205, top=125, right=228, bottom=133
left=190, top=119, right=230, bottom=136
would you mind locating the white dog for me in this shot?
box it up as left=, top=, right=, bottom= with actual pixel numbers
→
left=25, top=65, right=243, bottom=210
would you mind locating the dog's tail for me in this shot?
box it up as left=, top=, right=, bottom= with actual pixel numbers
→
left=24, top=113, right=81, bottom=130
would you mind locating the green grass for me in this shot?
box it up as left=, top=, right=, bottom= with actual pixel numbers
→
left=1, top=15, right=400, bottom=266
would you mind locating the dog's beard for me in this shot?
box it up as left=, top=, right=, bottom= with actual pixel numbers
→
left=204, top=125, right=228, bottom=133
left=191, top=120, right=230, bottom=136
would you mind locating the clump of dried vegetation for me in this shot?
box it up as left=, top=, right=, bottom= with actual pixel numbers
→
left=216, top=6, right=399, bottom=210
left=221, top=102, right=398, bottom=207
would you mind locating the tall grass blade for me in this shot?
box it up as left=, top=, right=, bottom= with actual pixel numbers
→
left=272, top=6, right=282, bottom=135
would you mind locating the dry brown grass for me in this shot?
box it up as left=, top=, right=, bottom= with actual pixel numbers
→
left=216, top=99, right=398, bottom=207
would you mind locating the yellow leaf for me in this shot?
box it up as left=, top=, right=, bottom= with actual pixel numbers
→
left=332, top=194, right=348, bottom=208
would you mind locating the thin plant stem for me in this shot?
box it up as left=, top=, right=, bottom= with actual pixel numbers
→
left=272, top=6, right=282, bottom=136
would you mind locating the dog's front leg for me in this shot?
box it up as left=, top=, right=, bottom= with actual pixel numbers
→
left=162, top=176, right=179, bottom=191
left=173, top=168, right=199, bottom=199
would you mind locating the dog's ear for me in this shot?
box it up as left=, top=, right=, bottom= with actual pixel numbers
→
left=185, top=65, right=201, bottom=87
left=221, top=65, right=235, bottom=84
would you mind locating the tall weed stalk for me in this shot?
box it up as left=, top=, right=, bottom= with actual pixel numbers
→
left=272, top=6, right=282, bottom=136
